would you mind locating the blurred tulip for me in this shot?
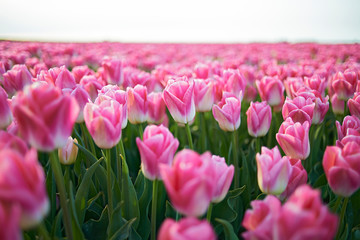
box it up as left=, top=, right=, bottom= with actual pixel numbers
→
left=58, top=136, right=78, bottom=165
left=80, top=75, right=103, bottom=102
left=332, top=70, right=357, bottom=100
left=101, top=58, right=124, bottom=85
left=256, top=76, right=285, bottom=107
left=336, top=115, right=360, bottom=141
left=330, top=93, right=345, bottom=115
left=284, top=77, right=304, bottom=99
left=72, top=65, right=94, bottom=83
left=0, top=87, right=12, bottom=129
left=304, top=74, right=326, bottom=96
left=147, top=92, right=166, bottom=124
left=62, top=84, right=90, bottom=123
left=348, top=92, right=360, bottom=119
left=2, top=64, right=32, bottom=96
left=0, top=130, right=28, bottom=155
left=212, top=92, right=241, bottom=131
left=223, top=69, right=246, bottom=97
left=55, top=67, right=76, bottom=90
left=127, top=84, right=148, bottom=124
left=193, top=79, right=214, bottom=112
left=0, top=202, right=21, bottom=240
left=246, top=101, right=272, bottom=137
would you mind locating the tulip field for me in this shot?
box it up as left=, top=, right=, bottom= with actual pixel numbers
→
left=1, top=41, right=360, bottom=240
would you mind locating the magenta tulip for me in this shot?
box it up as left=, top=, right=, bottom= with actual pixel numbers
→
left=256, top=76, right=285, bottom=107
left=127, top=84, right=148, bottom=124
left=0, top=130, right=28, bottom=156
left=194, top=79, right=214, bottom=112
left=147, top=92, right=166, bottom=124
left=282, top=96, right=315, bottom=124
left=212, top=92, right=241, bottom=131
left=336, top=115, right=360, bottom=141
left=223, top=69, right=246, bottom=97
left=2, top=64, right=33, bottom=96
left=0, top=87, right=12, bottom=129
left=246, top=101, right=272, bottom=137
left=304, top=74, right=326, bottom=96
left=0, top=202, right=21, bottom=240
left=348, top=92, right=360, bottom=119
left=332, top=70, right=357, bottom=100
left=101, top=57, right=124, bottom=85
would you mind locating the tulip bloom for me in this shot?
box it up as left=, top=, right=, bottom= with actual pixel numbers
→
left=147, top=92, right=167, bottom=124
left=304, top=74, right=326, bottom=96
left=284, top=77, right=304, bottom=99
left=256, top=146, right=292, bottom=195
left=336, top=115, right=360, bottom=141
left=0, top=202, right=21, bottom=240
left=163, top=76, right=195, bottom=124
left=256, top=76, right=285, bottom=107
left=80, top=75, right=103, bottom=102
left=84, top=97, right=123, bottom=149
left=276, top=117, right=310, bottom=160
left=246, top=101, right=272, bottom=137
left=223, top=69, right=246, bottom=97
left=2, top=64, right=33, bottom=96
left=0, top=130, right=28, bottom=155
left=323, top=142, right=360, bottom=197
left=282, top=96, right=315, bottom=124
left=296, top=89, right=329, bottom=124
left=332, top=70, right=357, bottom=100
left=136, top=125, right=179, bottom=180
left=210, top=155, right=234, bottom=203
left=0, top=149, right=49, bottom=229
left=55, top=67, right=76, bottom=90
left=63, top=84, right=90, bottom=123
left=0, top=87, right=12, bottom=129
left=348, top=92, right=360, bottom=119
left=212, top=92, right=241, bottom=131
left=158, top=217, right=216, bottom=240
left=160, top=150, right=215, bottom=217
left=280, top=158, right=308, bottom=200
left=193, top=79, right=214, bottom=112
left=275, top=185, right=338, bottom=240
left=58, top=136, right=79, bottom=165
left=12, top=83, right=79, bottom=152
left=101, top=58, right=124, bottom=85
left=127, top=84, right=148, bottom=124
left=330, top=93, right=345, bottom=115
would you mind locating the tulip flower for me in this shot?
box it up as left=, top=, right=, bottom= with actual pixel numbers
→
left=2, top=64, right=33, bottom=97
left=62, top=84, right=90, bottom=123
left=158, top=217, right=216, bottom=240
left=348, top=92, right=360, bottom=119
left=0, top=202, right=21, bottom=240
left=72, top=65, right=94, bottom=83
left=147, top=92, right=167, bottom=124
left=0, top=87, right=12, bottom=130
left=101, top=57, right=124, bottom=85
left=284, top=77, right=304, bottom=99
left=336, top=115, right=360, bottom=141
left=0, top=130, right=28, bottom=155
left=296, top=89, right=329, bottom=124
left=58, top=136, right=79, bottom=165
left=160, top=150, right=215, bottom=216
left=193, top=79, right=214, bottom=112
left=282, top=96, right=315, bottom=124
left=223, top=69, right=246, bottom=97
left=80, top=75, right=103, bottom=102
left=0, top=149, right=49, bottom=229
left=304, top=74, right=326, bottom=96
left=246, top=101, right=272, bottom=137
left=12, top=83, right=79, bottom=152
left=256, top=76, right=285, bottom=107
left=332, top=70, right=357, bottom=100
left=55, top=67, right=76, bottom=90
left=256, top=146, right=292, bottom=195
left=323, top=142, right=360, bottom=197
left=276, top=117, right=310, bottom=160
left=212, top=92, right=241, bottom=131
left=330, top=93, right=345, bottom=115
left=163, top=76, right=195, bottom=124
left=136, top=125, right=179, bottom=180
left=127, top=84, right=148, bottom=124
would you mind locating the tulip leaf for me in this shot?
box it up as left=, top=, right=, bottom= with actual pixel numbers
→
left=69, top=181, right=85, bottom=240
left=83, top=207, right=109, bottom=240
left=134, top=170, right=145, bottom=199
left=109, top=218, right=137, bottom=240
left=215, top=218, right=239, bottom=240
left=108, top=202, right=126, bottom=238
left=137, top=176, right=152, bottom=239
left=313, top=173, right=327, bottom=188
left=165, top=201, right=177, bottom=219
left=75, top=157, right=103, bottom=225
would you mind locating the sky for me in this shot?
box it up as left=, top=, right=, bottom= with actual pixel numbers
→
left=0, top=0, right=360, bottom=43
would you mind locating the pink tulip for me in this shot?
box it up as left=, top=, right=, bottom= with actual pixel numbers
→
left=2, top=64, right=33, bottom=96
left=276, top=117, right=310, bottom=160
left=256, top=146, right=292, bottom=195
left=163, top=76, right=195, bottom=124
left=242, top=195, right=281, bottom=240
left=0, top=130, right=28, bottom=155
left=323, top=142, right=360, bottom=197
left=0, top=87, right=12, bottom=129
left=80, top=75, right=103, bottom=102
left=136, top=125, right=179, bottom=180
left=194, top=79, right=214, bottom=112
left=336, top=115, right=360, bottom=141
left=12, top=83, right=79, bottom=152
left=280, top=158, right=308, bottom=200
left=55, top=67, right=76, bottom=90
left=62, top=84, right=90, bottom=123
left=304, top=74, right=326, bottom=96
left=101, top=57, right=124, bottom=85
left=330, top=93, right=345, bottom=115
left=348, top=92, right=360, bottom=119
left=127, top=84, right=148, bottom=124
left=72, top=65, right=94, bottom=83
left=296, top=89, right=329, bottom=124
left=0, top=202, right=21, bottom=240
left=194, top=63, right=210, bottom=79
left=282, top=96, right=315, bottom=124
left=0, top=149, right=49, bottom=229
left=246, top=101, right=272, bottom=137
left=158, top=217, right=216, bottom=240
left=209, top=155, right=234, bottom=203
left=84, top=97, right=123, bottom=149
left=147, top=92, right=166, bottom=124
left=58, top=136, right=78, bottom=165
left=160, top=150, right=215, bottom=216
left=256, top=76, right=285, bottom=107
left=284, top=77, right=304, bottom=99
left=332, top=70, right=358, bottom=100
left=212, top=92, right=241, bottom=131
left=223, top=69, right=246, bottom=97
left=275, top=185, right=338, bottom=240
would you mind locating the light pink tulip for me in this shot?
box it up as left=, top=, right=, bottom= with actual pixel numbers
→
left=147, top=92, right=166, bottom=124
left=158, top=217, right=216, bottom=240
left=323, top=142, right=360, bottom=197
left=194, top=79, right=214, bottom=112
left=194, top=63, right=210, bottom=79
left=101, top=58, right=124, bottom=85
left=72, top=65, right=94, bottom=83
left=336, top=115, right=360, bottom=141
left=332, top=70, right=358, bottom=100
left=242, top=195, right=281, bottom=240
left=209, top=155, right=234, bottom=203
left=0, top=202, right=21, bottom=240
left=62, top=84, right=90, bottom=123
left=275, top=185, right=338, bottom=240
left=212, top=92, right=241, bottom=131
left=284, top=77, right=304, bottom=99
left=0, top=130, right=28, bottom=155
left=80, top=75, right=103, bottom=102
left=348, top=92, right=360, bottom=119
left=246, top=101, right=272, bottom=137
left=280, top=158, right=308, bottom=200
left=0, top=87, right=12, bottom=129
left=160, top=150, right=215, bottom=217
left=304, top=74, right=326, bottom=96
left=0, top=149, right=49, bottom=229
left=223, top=69, right=246, bottom=97
left=330, top=93, right=345, bottom=115
left=58, top=136, right=78, bottom=165
left=84, top=97, right=123, bottom=149
left=296, top=89, right=329, bottom=124
left=55, top=67, right=76, bottom=90
left=2, top=64, right=33, bottom=96
left=256, top=146, right=292, bottom=195
left=256, top=76, right=285, bottom=107
left=282, top=96, right=315, bottom=124
left=136, top=125, right=179, bottom=180
left=12, top=83, right=79, bottom=152
left=276, top=117, right=310, bottom=160
left=127, top=84, right=148, bottom=124
left=163, top=76, right=195, bottom=124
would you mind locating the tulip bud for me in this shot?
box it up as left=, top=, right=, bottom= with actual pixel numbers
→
left=212, top=92, right=241, bottom=132
left=246, top=101, right=272, bottom=137
left=348, top=92, right=360, bottom=119
left=193, top=79, right=214, bottom=112
left=256, top=76, right=285, bottom=107
left=0, top=87, right=12, bottom=130
left=127, top=84, right=148, bottom=124
left=58, top=137, right=78, bottom=165
left=2, top=64, right=33, bottom=97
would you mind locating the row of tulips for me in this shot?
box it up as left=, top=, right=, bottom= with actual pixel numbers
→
left=0, top=41, right=360, bottom=240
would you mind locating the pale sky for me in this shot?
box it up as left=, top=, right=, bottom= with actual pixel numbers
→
left=1, top=0, right=359, bottom=43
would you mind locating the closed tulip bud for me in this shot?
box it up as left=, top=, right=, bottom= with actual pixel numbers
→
left=2, top=64, right=33, bottom=97
left=330, top=93, right=345, bottom=115
left=0, top=87, right=12, bottom=129
left=136, top=125, right=179, bottom=180
left=213, top=92, right=241, bottom=131
left=332, top=70, right=357, bottom=100
left=276, top=117, right=310, bottom=160
left=12, top=83, right=79, bottom=152
left=246, top=101, right=272, bottom=137
left=256, top=76, right=285, bottom=107
left=256, top=146, right=292, bottom=195
left=163, top=76, right=195, bottom=124
left=127, top=84, right=148, bottom=124
left=323, top=142, right=360, bottom=197
left=58, top=137, right=78, bottom=165
left=348, top=92, right=360, bottom=119
left=158, top=217, right=216, bottom=240
left=304, top=74, right=326, bottom=96
left=0, top=202, right=22, bottom=240
left=147, top=92, right=166, bottom=124
left=282, top=96, right=315, bottom=124
left=160, top=150, right=216, bottom=217
left=194, top=79, right=214, bottom=112
left=101, top=58, right=124, bottom=85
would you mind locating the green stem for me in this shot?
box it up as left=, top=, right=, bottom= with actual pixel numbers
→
left=185, top=123, right=194, bottom=150
left=206, top=202, right=213, bottom=222
left=256, top=137, right=261, bottom=154
left=104, top=148, right=113, bottom=221
left=151, top=179, right=159, bottom=240
left=332, top=196, right=342, bottom=213
left=336, top=197, right=349, bottom=240
left=38, top=222, right=51, bottom=240
left=232, top=131, right=239, bottom=190
left=138, top=124, right=144, bottom=140
left=50, top=152, right=73, bottom=240
left=175, top=211, right=180, bottom=221
left=200, top=112, right=207, bottom=152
